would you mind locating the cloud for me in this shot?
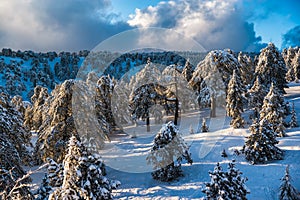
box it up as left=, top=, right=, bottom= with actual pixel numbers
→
left=128, top=0, right=265, bottom=51
left=0, top=0, right=130, bottom=51
left=282, top=25, right=300, bottom=48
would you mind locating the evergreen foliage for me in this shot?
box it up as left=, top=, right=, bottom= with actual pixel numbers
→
left=221, top=149, right=228, bottom=158
left=279, top=165, right=300, bottom=200
left=49, top=136, right=120, bottom=200
left=290, top=102, right=298, bottom=128
left=242, top=119, right=283, bottom=164
left=201, top=118, right=209, bottom=133
left=226, top=70, right=245, bottom=128
left=259, top=84, right=287, bottom=137
left=255, top=43, right=288, bottom=94
left=202, top=160, right=249, bottom=200
left=147, top=122, right=193, bottom=182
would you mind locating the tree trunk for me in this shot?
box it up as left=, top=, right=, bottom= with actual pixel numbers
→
left=210, top=96, right=216, bottom=118
left=146, top=115, right=150, bottom=132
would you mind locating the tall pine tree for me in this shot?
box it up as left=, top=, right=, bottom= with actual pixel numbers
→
left=259, top=83, right=287, bottom=137
left=255, top=43, right=288, bottom=94
left=226, top=70, right=245, bottom=128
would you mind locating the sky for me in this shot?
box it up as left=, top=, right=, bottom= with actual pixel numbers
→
left=0, top=0, right=299, bottom=52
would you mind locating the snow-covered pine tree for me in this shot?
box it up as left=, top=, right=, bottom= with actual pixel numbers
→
left=182, top=59, right=194, bottom=82
left=259, top=83, right=287, bottom=137
left=95, top=75, right=116, bottom=133
left=34, top=80, right=79, bottom=164
left=162, top=64, right=196, bottom=112
left=242, top=119, right=283, bottom=164
left=221, top=149, right=228, bottom=158
left=290, top=102, right=298, bottom=128
left=226, top=70, right=245, bottom=128
left=47, top=158, right=63, bottom=187
left=10, top=95, right=26, bottom=117
left=225, top=160, right=250, bottom=199
left=201, top=118, right=209, bottom=132
left=248, top=76, right=268, bottom=111
left=279, top=165, right=300, bottom=200
left=189, top=49, right=239, bottom=117
left=49, top=136, right=120, bottom=200
left=25, top=85, right=49, bottom=130
left=283, top=47, right=298, bottom=82
left=146, top=121, right=193, bottom=182
left=292, top=49, right=300, bottom=82
left=0, top=93, right=34, bottom=200
left=202, top=163, right=225, bottom=199
left=255, top=42, right=288, bottom=94
left=202, top=160, right=249, bottom=199
left=238, top=52, right=255, bottom=87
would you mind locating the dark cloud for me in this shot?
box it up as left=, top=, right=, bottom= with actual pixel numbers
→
left=0, top=0, right=130, bottom=51
left=282, top=25, right=300, bottom=48
left=128, top=0, right=265, bottom=52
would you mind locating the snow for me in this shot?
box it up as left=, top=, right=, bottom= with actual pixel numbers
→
left=98, top=85, right=300, bottom=199
left=19, top=82, right=300, bottom=198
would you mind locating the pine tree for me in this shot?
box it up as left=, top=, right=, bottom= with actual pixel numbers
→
left=190, top=50, right=239, bottom=117
left=25, top=85, right=49, bottom=130
left=182, top=59, right=194, bottom=82
left=260, top=83, right=287, bottom=137
left=202, top=163, right=225, bottom=199
left=226, top=70, right=245, bottom=128
left=255, top=43, right=288, bottom=94
left=221, top=149, right=228, bottom=158
left=279, top=165, right=300, bottom=200
left=0, top=92, right=32, bottom=200
left=292, top=49, right=300, bottom=82
left=283, top=47, right=297, bottom=82
left=146, top=121, right=193, bottom=182
left=242, top=119, right=283, bottom=164
left=238, top=52, right=255, bottom=87
left=248, top=76, right=268, bottom=110
left=201, top=118, right=209, bottom=132
left=35, top=80, right=79, bottom=163
left=290, top=102, right=298, bottom=128
left=49, top=136, right=120, bottom=200
left=47, top=158, right=63, bottom=187
left=95, top=75, right=116, bottom=133
left=202, top=160, right=249, bottom=200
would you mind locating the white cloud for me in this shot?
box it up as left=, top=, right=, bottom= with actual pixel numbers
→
left=128, top=0, right=264, bottom=51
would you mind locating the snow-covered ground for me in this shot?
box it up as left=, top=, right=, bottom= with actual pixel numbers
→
left=27, top=84, right=300, bottom=199
left=103, top=84, right=300, bottom=199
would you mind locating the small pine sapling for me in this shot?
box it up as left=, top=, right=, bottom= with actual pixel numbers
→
left=279, top=165, right=300, bottom=200
left=189, top=124, right=194, bottom=134
left=221, top=149, right=228, bottom=158
left=290, top=102, right=298, bottom=128
left=201, top=118, right=209, bottom=133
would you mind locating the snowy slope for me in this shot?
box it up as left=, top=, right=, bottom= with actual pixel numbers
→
left=100, top=85, right=300, bottom=200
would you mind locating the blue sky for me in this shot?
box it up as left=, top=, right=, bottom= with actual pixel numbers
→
left=0, top=0, right=299, bottom=52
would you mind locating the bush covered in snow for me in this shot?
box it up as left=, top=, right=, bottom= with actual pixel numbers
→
left=147, top=121, right=192, bottom=182
left=202, top=160, right=249, bottom=200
